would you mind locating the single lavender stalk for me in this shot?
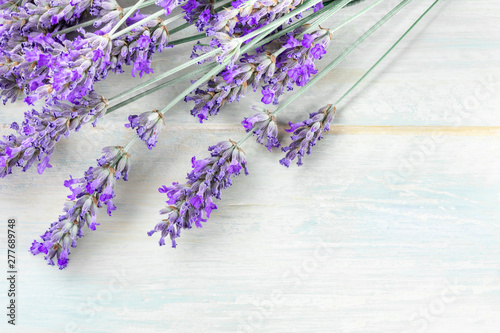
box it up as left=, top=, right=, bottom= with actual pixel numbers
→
left=29, top=145, right=132, bottom=269
left=241, top=105, right=280, bottom=151
left=280, top=105, right=335, bottom=166
left=125, top=109, right=165, bottom=149
left=149, top=140, right=248, bottom=247
left=0, top=92, right=108, bottom=177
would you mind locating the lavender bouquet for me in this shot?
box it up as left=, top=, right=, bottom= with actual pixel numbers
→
left=0, top=0, right=440, bottom=269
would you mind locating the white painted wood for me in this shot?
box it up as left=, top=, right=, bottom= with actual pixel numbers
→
left=1, top=1, right=500, bottom=332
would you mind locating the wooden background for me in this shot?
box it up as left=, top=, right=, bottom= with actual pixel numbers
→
left=1, top=0, right=499, bottom=332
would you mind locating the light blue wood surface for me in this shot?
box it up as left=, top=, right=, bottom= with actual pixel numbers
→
left=1, top=0, right=499, bottom=332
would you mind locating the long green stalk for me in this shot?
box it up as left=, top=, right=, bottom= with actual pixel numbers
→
left=272, top=0, right=414, bottom=116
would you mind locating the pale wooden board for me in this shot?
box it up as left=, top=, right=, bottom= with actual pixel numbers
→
left=1, top=0, right=500, bottom=332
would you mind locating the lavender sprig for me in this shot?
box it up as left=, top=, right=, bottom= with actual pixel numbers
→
left=148, top=140, right=248, bottom=247
left=0, top=92, right=108, bottom=177
left=241, top=105, right=280, bottom=151
left=29, top=145, right=131, bottom=269
left=125, top=109, right=165, bottom=149
left=280, top=104, right=335, bottom=166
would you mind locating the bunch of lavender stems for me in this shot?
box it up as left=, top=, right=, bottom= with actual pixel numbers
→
left=108, top=0, right=380, bottom=112
left=24, top=0, right=443, bottom=269
left=2, top=0, right=333, bottom=175
left=148, top=0, right=440, bottom=248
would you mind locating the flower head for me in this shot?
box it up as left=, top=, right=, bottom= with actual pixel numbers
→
left=148, top=140, right=248, bottom=247
left=280, top=104, right=336, bottom=167
left=242, top=106, right=280, bottom=151
left=30, top=146, right=131, bottom=269
left=0, top=92, right=108, bottom=177
left=125, top=110, right=165, bottom=150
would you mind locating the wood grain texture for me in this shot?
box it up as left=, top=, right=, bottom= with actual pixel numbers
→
left=1, top=0, right=500, bottom=332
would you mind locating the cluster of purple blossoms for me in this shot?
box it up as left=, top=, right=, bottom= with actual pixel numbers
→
left=0, top=92, right=108, bottom=177
left=260, top=27, right=331, bottom=104
left=280, top=104, right=335, bottom=167
left=125, top=110, right=165, bottom=149
left=30, top=146, right=131, bottom=269
left=181, top=0, right=215, bottom=32
left=0, top=0, right=118, bottom=104
left=2, top=4, right=173, bottom=105
left=21, top=31, right=113, bottom=105
left=148, top=140, right=248, bottom=247
left=104, top=12, right=171, bottom=76
left=0, top=27, right=68, bottom=104
left=241, top=105, right=280, bottom=151
left=186, top=25, right=332, bottom=121
left=191, top=0, right=309, bottom=66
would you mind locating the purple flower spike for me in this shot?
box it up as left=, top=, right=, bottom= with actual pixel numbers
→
left=242, top=106, right=280, bottom=151
left=0, top=92, right=108, bottom=178
left=280, top=104, right=336, bottom=167
left=125, top=110, right=165, bottom=150
left=148, top=140, right=248, bottom=247
left=30, top=146, right=131, bottom=269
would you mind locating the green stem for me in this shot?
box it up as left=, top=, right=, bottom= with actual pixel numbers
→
left=272, top=0, right=377, bottom=56
left=106, top=63, right=216, bottom=114
left=335, top=0, right=440, bottom=107
left=104, top=0, right=352, bottom=116
left=108, top=0, right=147, bottom=37
left=159, top=59, right=231, bottom=114
left=272, top=0, right=414, bottom=117
left=109, top=9, right=166, bottom=39
left=329, top=0, right=386, bottom=34
left=107, top=48, right=220, bottom=103
left=168, top=33, right=207, bottom=46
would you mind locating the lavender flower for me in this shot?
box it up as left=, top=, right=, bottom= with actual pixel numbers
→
left=242, top=106, right=280, bottom=151
left=125, top=110, right=165, bottom=149
left=19, top=31, right=113, bottom=105
left=109, top=16, right=171, bottom=75
left=1, top=5, right=172, bottom=105
left=280, top=104, right=335, bottom=167
left=148, top=140, right=248, bottom=247
left=30, top=146, right=131, bottom=269
left=0, top=92, right=107, bottom=177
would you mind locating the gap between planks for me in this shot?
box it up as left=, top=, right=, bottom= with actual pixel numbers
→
left=2, top=125, right=500, bottom=136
